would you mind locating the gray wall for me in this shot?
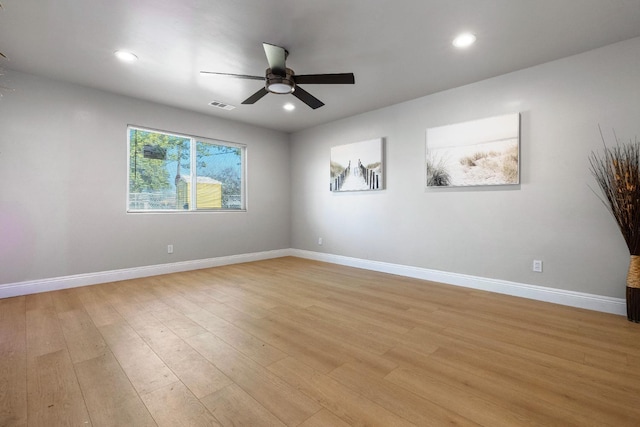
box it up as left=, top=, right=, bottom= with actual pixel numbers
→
left=0, top=71, right=291, bottom=284
left=290, top=37, right=640, bottom=299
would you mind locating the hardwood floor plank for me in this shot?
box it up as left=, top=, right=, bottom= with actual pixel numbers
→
left=230, top=279, right=318, bottom=309
left=427, top=309, right=589, bottom=363
left=74, top=352, right=156, bottom=426
left=140, top=381, right=220, bottom=426
left=50, top=289, right=85, bottom=314
left=200, top=383, right=286, bottom=426
left=122, top=311, right=233, bottom=399
left=320, top=294, right=421, bottom=330
left=297, top=409, right=351, bottom=427
left=112, top=341, right=177, bottom=395
left=429, top=345, right=639, bottom=426
left=76, top=286, right=123, bottom=328
left=232, top=314, right=346, bottom=373
left=147, top=306, right=183, bottom=322
left=354, top=278, right=461, bottom=312
left=27, top=349, right=91, bottom=426
left=214, top=285, right=281, bottom=310
left=466, top=288, right=631, bottom=336
left=125, top=312, right=185, bottom=351
left=25, top=295, right=66, bottom=358
left=57, top=309, right=108, bottom=363
left=268, top=357, right=415, bottom=427
left=446, top=302, right=637, bottom=363
left=313, top=299, right=411, bottom=335
left=155, top=340, right=232, bottom=399
left=261, top=310, right=397, bottom=376
left=386, top=365, right=540, bottom=427
left=25, top=292, right=55, bottom=312
left=161, top=315, right=207, bottom=339
left=186, top=309, right=287, bottom=366
left=329, top=362, right=480, bottom=426
left=214, top=294, right=278, bottom=319
left=179, top=290, right=261, bottom=323
left=0, top=297, right=27, bottom=427
left=386, top=346, right=611, bottom=426
left=408, top=327, right=640, bottom=421
left=277, top=307, right=393, bottom=355
left=91, top=397, right=157, bottom=427
left=440, top=325, right=640, bottom=395
left=160, top=294, right=203, bottom=316
left=186, top=332, right=321, bottom=426
left=303, top=304, right=408, bottom=348
left=584, top=351, right=640, bottom=376
left=628, top=353, right=640, bottom=368
left=98, top=321, right=178, bottom=395
left=97, top=317, right=143, bottom=342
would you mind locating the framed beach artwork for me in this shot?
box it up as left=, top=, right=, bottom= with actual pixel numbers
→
left=426, top=113, right=520, bottom=188
left=330, top=138, right=384, bottom=192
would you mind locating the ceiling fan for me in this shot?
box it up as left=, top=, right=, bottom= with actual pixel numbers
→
left=201, top=43, right=355, bottom=109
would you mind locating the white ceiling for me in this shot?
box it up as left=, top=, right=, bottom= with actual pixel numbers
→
left=2, top=0, right=640, bottom=133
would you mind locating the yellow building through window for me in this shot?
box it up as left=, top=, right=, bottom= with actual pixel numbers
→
left=176, top=176, right=222, bottom=209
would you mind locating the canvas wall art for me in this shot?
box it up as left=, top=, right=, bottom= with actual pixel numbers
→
left=330, top=138, right=384, bottom=192
left=426, top=113, right=520, bottom=187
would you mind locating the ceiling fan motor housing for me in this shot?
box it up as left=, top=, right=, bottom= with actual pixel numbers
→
left=266, top=68, right=296, bottom=94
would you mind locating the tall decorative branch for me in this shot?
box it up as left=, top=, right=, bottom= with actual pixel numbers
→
left=589, top=128, right=640, bottom=256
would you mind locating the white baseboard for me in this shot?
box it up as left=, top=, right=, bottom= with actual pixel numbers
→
left=1, top=248, right=627, bottom=316
left=289, top=249, right=627, bottom=316
left=0, top=249, right=291, bottom=299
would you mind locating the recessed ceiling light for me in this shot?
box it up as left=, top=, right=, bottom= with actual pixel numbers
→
left=114, top=50, right=138, bottom=62
left=452, top=33, right=477, bottom=48
left=283, top=103, right=295, bottom=111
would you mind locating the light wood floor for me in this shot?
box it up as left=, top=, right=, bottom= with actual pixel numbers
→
left=1, top=257, right=640, bottom=426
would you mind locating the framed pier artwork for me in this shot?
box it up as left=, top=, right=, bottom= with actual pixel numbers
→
left=426, top=113, right=520, bottom=188
left=330, top=138, right=384, bottom=192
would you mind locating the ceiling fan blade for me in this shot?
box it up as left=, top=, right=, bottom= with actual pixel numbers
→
left=263, top=43, right=287, bottom=76
left=292, top=86, right=324, bottom=109
left=294, top=73, right=355, bottom=85
left=200, top=71, right=265, bottom=81
left=242, top=87, right=269, bottom=104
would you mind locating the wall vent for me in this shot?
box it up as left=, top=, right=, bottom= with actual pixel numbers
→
left=209, top=101, right=236, bottom=111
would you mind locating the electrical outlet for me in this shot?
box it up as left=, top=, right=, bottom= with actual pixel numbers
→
left=167, top=244, right=174, bottom=254
left=532, top=259, right=543, bottom=272
left=318, top=237, right=323, bottom=246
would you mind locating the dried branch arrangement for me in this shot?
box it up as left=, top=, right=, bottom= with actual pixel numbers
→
left=589, top=129, right=640, bottom=255
left=590, top=128, right=640, bottom=321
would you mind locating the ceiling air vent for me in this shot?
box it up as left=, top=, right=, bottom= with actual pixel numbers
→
left=209, top=100, right=236, bottom=111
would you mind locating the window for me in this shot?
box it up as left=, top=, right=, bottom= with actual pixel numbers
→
left=128, top=126, right=245, bottom=211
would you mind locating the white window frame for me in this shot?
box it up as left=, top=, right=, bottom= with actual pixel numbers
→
left=127, top=125, right=247, bottom=213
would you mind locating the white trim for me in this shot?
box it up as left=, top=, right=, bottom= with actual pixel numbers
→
left=289, top=249, right=626, bottom=316
left=1, top=248, right=626, bottom=316
left=0, top=249, right=290, bottom=299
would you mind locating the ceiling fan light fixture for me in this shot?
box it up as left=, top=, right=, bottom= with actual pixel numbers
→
left=266, top=68, right=295, bottom=94
left=268, top=83, right=294, bottom=94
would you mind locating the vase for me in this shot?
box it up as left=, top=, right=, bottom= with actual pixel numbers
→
left=627, top=255, right=640, bottom=322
